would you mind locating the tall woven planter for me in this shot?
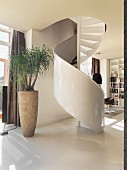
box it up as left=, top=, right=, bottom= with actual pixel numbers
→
left=18, top=91, right=38, bottom=137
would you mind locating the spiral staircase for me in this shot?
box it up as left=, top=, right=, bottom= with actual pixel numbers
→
left=70, top=16, right=106, bottom=66
left=54, top=17, right=106, bottom=133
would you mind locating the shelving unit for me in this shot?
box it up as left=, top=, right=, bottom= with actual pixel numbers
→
left=110, top=58, right=124, bottom=107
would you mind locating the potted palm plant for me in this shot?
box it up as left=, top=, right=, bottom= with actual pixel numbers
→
left=10, top=45, right=54, bottom=137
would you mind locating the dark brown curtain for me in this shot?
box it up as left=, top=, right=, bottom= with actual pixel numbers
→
left=7, top=30, right=25, bottom=126
left=91, top=57, right=100, bottom=74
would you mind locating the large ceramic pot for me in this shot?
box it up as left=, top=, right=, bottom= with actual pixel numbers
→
left=18, top=91, right=38, bottom=137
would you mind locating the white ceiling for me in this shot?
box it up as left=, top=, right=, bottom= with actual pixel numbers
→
left=0, top=0, right=123, bottom=59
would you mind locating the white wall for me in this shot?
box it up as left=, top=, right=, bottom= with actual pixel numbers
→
left=25, top=19, right=76, bottom=126
left=25, top=29, right=32, bottom=49
left=100, top=59, right=110, bottom=98
left=32, top=19, right=76, bottom=49
left=34, top=67, right=71, bottom=126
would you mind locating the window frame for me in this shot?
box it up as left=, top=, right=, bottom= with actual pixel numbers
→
left=0, top=58, right=8, bottom=85
left=0, top=25, right=12, bottom=86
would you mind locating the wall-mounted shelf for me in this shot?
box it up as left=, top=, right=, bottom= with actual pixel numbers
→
left=110, top=58, right=124, bottom=107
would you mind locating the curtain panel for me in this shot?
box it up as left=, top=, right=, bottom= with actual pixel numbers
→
left=7, top=30, right=25, bottom=126
left=91, top=57, right=100, bottom=74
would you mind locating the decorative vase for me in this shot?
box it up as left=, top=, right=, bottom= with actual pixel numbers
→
left=18, top=91, right=38, bottom=137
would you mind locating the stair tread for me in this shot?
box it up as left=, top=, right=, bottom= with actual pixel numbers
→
left=80, top=39, right=98, bottom=44
left=81, top=27, right=105, bottom=33
left=81, top=23, right=105, bottom=27
left=80, top=45, right=93, bottom=51
left=80, top=51, right=87, bottom=55
left=80, top=33, right=103, bottom=42
left=81, top=24, right=104, bottom=28
left=81, top=33, right=103, bottom=35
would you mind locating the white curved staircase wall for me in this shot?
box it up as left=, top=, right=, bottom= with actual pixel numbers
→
left=25, top=17, right=105, bottom=133
left=54, top=54, right=104, bottom=133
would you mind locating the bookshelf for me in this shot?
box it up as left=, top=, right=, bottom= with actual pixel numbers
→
left=110, top=58, right=124, bottom=107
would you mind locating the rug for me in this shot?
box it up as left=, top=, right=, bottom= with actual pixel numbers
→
left=104, top=109, right=123, bottom=118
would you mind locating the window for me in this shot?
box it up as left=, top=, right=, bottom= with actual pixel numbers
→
left=0, top=24, right=12, bottom=87
left=0, top=45, right=9, bottom=59
left=0, top=31, right=9, bottom=43
left=0, top=24, right=12, bottom=115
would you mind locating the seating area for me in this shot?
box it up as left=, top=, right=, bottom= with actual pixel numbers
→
left=104, top=97, right=114, bottom=112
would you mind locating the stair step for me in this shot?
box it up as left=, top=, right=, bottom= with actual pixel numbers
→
left=80, top=51, right=87, bottom=57
left=80, top=56, right=89, bottom=63
left=80, top=46, right=94, bottom=56
left=81, top=18, right=104, bottom=27
left=81, top=26, right=105, bottom=33
left=80, top=39, right=98, bottom=49
left=80, top=45, right=93, bottom=51
left=80, top=39, right=98, bottom=44
left=69, top=16, right=105, bottom=63
left=80, top=33, right=103, bottom=41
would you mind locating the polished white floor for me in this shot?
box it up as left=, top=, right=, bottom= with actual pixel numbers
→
left=0, top=113, right=123, bottom=170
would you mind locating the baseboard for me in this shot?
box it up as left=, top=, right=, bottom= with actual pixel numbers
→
left=37, top=114, right=72, bottom=127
